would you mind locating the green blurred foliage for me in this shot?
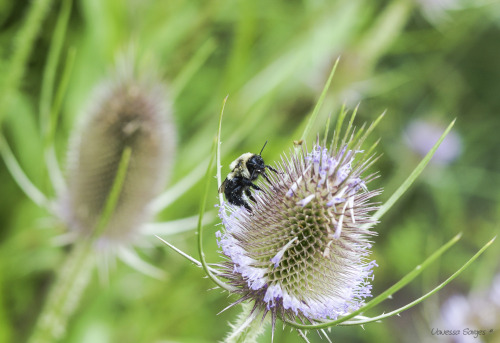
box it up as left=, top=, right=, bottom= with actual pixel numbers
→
left=1, top=0, right=499, bottom=342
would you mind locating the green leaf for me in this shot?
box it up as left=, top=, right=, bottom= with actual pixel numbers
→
left=372, top=118, right=456, bottom=223
left=299, top=57, right=340, bottom=143
left=40, top=0, right=73, bottom=138
left=0, top=135, right=51, bottom=210
left=0, top=0, right=54, bottom=125
left=44, top=48, right=76, bottom=195
left=340, top=236, right=496, bottom=326
left=45, top=47, right=76, bottom=149
left=171, top=38, right=216, bottom=99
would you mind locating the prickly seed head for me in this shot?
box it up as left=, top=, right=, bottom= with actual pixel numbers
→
left=60, top=72, right=176, bottom=245
left=217, top=137, right=381, bottom=329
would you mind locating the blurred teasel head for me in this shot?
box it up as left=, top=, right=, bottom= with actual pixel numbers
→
left=216, top=113, right=382, bottom=333
left=59, top=61, right=176, bottom=248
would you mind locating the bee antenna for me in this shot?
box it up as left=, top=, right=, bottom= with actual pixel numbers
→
left=259, top=141, right=268, bottom=156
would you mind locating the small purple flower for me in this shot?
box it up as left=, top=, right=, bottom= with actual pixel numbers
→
left=216, top=130, right=381, bottom=332
left=438, top=274, right=500, bottom=343
left=405, top=119, right=462, bottom=165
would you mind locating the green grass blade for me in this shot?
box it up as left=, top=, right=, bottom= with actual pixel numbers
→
left=0, top=135, right=51, bottom=211
left=322, top=114, right=331, bottom=148
left=0, top=0, right=54, bottom=125
left=171, top=38, right=216, bottom=99
left=353, top=110, right=385, bottom=153
left=44, top=48, right=76, bottom=194
left=339, top=236, right=496, bottom=326
left=40, top=0, right=73, bottom=138
left=150, top=157, right=209, bottom=213
left=331, top=103, right=347, bottom=152
left=299, top=57, right=340, bottom=143
left=340, top=104, right=358, bottom=150
left=46, top=47, right=76, bottom=148
left=372, top=118, right=456, bottom=223
left=92, top=147, right=132, bottom=238
left=284, top=232, right=462, bottom=330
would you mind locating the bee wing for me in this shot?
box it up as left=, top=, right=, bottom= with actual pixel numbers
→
left=218, top=178, right=227, bottom=194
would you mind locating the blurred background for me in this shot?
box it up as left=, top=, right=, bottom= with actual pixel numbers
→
left=1, top=0, right=499, bottom=342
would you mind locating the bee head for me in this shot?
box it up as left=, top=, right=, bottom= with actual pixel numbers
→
left=247, top=155, right=265, bottom=178
left=247, top=141, right=279, bottom=182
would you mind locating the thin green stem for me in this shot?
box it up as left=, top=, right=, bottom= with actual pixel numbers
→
left=196, top=96, right=236, bottom=292
left=217, top=96, right=228, bottom=204
left=28, top=242, right=95, bottom=343
left=197, top=138, right=235, bottom=292
left=30, top=145, right=134, bottom=341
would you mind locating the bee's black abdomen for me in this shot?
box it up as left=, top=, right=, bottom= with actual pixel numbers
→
left=225, top=178, right=255, bottom=212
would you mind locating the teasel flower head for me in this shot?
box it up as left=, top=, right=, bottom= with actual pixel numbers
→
left=216, top=120, right=382, bottom=333
left=58, top=60, right=176, bottom=251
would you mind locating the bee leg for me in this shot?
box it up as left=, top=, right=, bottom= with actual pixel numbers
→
left=261, top=171, right=272, bottom=184
left=250, top=183, right=261, bottom=191
left=240, top=177, right=261, bottom=191
left=242, top=201, right=253, bottom=213
left=245, top=189, right=257, bottom=203
left=249, top=169, right=257, bottom=180
left=233, top=193, right=252, bottom=212
left=266, top=165, right=279, bottom=174
left=228, top=185, right=253, bottom=212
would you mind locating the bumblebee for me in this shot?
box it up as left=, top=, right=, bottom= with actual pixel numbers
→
left=219, top=141, right=278, bottom=212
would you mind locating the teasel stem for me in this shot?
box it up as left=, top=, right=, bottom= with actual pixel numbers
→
left=28, top=242, right=94, bottom=343
left=224, top=302, right=267, bottom=343
left=29, top=147, right=132, bottom=342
